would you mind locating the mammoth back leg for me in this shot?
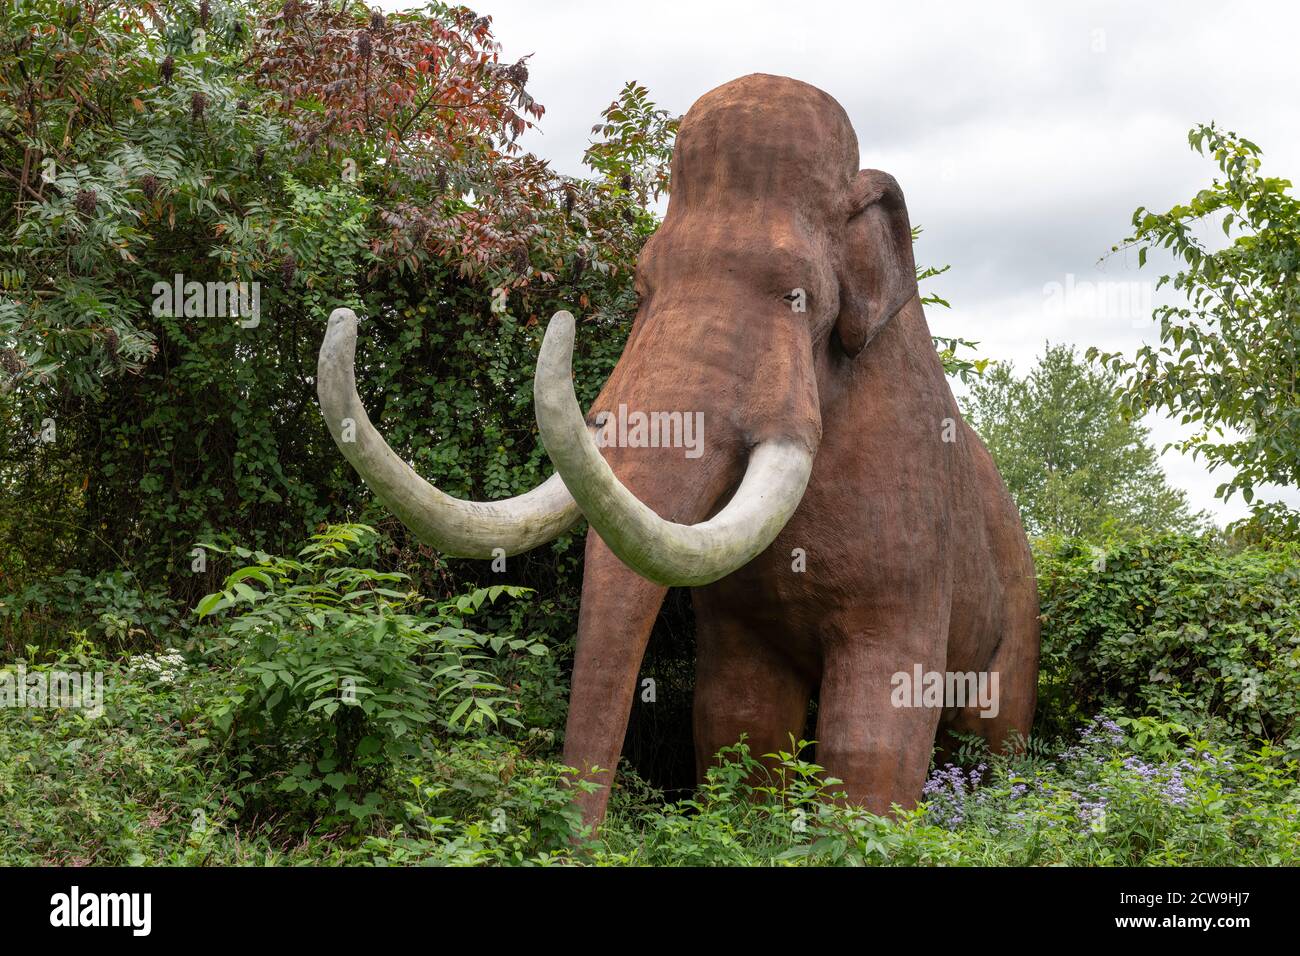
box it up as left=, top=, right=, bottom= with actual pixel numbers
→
left=937, top=589, right=1040, bottom=761
left=937, top=429, right=1041, bottom=760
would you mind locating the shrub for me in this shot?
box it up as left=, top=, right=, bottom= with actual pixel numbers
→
left=0, top=0, right=654, bottom=608
left=359, top=739, right=590, bottom=866
left=0, top=569, right=181, bottom=656
left=1035, top=535, right=1300, bottom=754
left=0, top=638, right=235, bottom=865
left=5, top=640, right=1297, bottom=865
left=905, top=715, right=1300, bottom=866
left=194, top=524, right=544, bottom=828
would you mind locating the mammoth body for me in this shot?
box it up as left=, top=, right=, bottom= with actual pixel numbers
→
left=687, top=291, right=1039, bottom=817
left=318, top=74, right=1039, bottom=829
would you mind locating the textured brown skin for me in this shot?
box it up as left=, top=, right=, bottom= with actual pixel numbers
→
left=563, top=74, right=1039, bottom=830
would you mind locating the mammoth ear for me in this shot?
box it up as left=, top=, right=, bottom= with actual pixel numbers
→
left=834, top=169, right=919, bottom=358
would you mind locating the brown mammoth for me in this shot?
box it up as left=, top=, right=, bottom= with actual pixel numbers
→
left=317, top=74, right=1039, bottom=830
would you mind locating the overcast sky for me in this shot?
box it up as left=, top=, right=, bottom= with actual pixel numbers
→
left=383, top=0, right=1300, bottom=525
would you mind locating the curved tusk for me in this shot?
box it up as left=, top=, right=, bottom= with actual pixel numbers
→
left=317, top=307, right=581, bottom=558
left=534, top=310, right=814, bottom=587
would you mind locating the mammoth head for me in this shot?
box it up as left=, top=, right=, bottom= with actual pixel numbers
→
left=663, top=73, right=919, bottom=359
left=531, top=75, right=924, bottom=586
left=317, top=75, right=923, bottom=588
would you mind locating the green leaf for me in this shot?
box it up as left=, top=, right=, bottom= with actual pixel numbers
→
left=195, top=592, right=226, bottom=618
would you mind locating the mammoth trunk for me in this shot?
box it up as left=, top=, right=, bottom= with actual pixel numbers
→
left=561, top=537, right=668, bottom=827
left=559, top=412, right=753, bottom=827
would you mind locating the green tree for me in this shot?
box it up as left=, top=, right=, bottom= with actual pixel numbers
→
left=1090, top=124, right=1300, bottom=536
left=963, top=343, right=1208, bottom=539
left=0, top=1, right=659, bottom=600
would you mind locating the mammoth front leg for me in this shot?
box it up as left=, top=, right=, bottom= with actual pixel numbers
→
left=816, top=619, right=949, bottom=815
left=561, top=530, right=667, bottom=832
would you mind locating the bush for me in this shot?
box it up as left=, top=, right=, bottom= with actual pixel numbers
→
left=0, top=638, right=234, bottom=865
left=5, top=630, right=1298, bottom=866
left=589, top=739, right=960, bottom=866
left=0, top=0, right=656, bottom=611
left=0, top=569, right=181, bottom=656
left=0, top=636, right=585, bottom=865
left=587, top=715, right=1300, bottom=866
left=1035, top=534, right=1300, bottom=753
left=193, top=524, right=545, bottom=829
left=358, top=739, right=590, bottom=866
left=900, top=715, right=1300, bottom=866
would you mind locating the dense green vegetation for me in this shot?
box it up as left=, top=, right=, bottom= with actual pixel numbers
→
left=2, top=0, right=1298, bottom=866
left=1033, top=535, right=1300, bottom=751
left=4, top=527, right=1299, bottom=865
left=0, top=0, right=652, bottom=609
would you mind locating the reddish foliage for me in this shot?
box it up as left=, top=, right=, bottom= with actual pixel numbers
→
left=251, top=2, right=636, bottom=291
left=253, top=2, right=540, bottom=163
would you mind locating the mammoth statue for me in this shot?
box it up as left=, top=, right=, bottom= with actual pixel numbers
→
left=317, top=74, right=1039, bottom=829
